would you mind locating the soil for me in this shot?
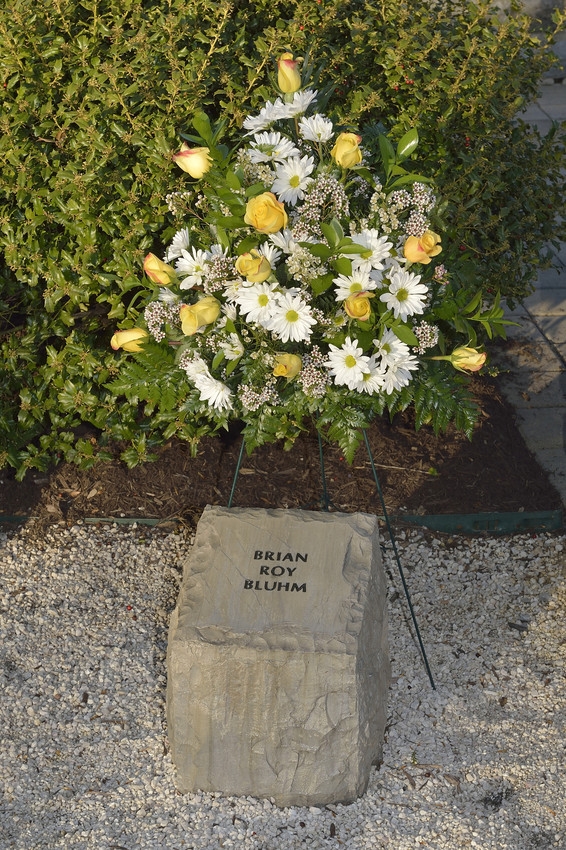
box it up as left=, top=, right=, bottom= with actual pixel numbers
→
left=1, top=369, right=563, bottom=532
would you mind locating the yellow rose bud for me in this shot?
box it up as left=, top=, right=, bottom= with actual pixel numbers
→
left=110, top=328, right=149, bottom=352
left=172, top=143, right=212, bottom=179
left=331, top=132, right=362, bottom=169
left=179, top=296, right=221, bottom=336
left=450, top=346, right=486, bottom=372
left=344, top=292, right=374, bottom=322
left=143, top=253, right=178, bottom=285
left=277, top=52, right=301, bottom=94
left=244, top=192, right=288, bottom=234
left=273, top=352, right=302, bottom=380
left=403, top=231, right=442, bottom=265
left=235, top=250, right=272, bottom=283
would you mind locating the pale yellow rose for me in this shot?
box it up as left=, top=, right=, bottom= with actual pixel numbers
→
left=172, top=143, right=212, bottom=179
left=277, top=52, right=301, bottom=94
left=110, top=328, right=149, bottom=352
left=143, top=253, right=178, bottom=285
left=244, top=192, right=288, bottom=234
left=344, top=292, right=374, bottom=322
left=331, top=132, right=362, bottom=169
left=179, top=296, right=221, bottom=336
left=403, top=231, right=442, bottom=265
left=431, top=346, right=486, bottom=373
left=235, top=250, right=272, bottom=283
left=273, top=352, right=302, bottom=380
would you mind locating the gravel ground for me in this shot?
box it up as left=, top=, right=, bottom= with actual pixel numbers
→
left=0, top=519, right=565, bottom=850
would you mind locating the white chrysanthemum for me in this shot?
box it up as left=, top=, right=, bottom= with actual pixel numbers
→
left=195, top=375, right=234, bottom=411
left=326, top=336, right=371, bottom=391
left=257, top=242, right=282, bottom=267
left=164, top=227, right=190, bottom=262
left=234, top=282, right=279, bottom=324
left=221, top=302, right=238, bottom=322
left=243, top=99, right=286, bottom=134
left=381, top=358, right=419, bottom=394
left=355, top=355, right=387, bottom=394
left=299, top=114, right=334, bottom=143
left=351, top=229, right=393, bottom=273
left=269, top=229, right=299, bottom=254
left=379, top=267, right=428, bottom=320
left=219, top=333, right=244, bottom=361
left=175, top=248, right=210, bottom=290
left=373, top=329, right=412, bottom=368
left=333, top=270, right=376, bottom=302
left=279, top=89, right=318, bottom=117
left=182, top=355, right=210, bottom=382
left=271, top=155, right=315, bottom=206
left=248, top=131, right=300, bottom=163
left=265, top=292, right=317, bottom=343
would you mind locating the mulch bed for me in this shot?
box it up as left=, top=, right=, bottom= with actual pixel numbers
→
left=1, top=372, right=562, bottom=532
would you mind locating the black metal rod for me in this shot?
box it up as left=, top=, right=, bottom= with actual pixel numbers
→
left=362, top=429, right=436, bottom=690
left=227, top=437, right=246, bottom=508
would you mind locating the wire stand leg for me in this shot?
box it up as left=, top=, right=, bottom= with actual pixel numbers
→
left=227, top=437, right=246, bottom=509
left=363, top=430, right=436, bottom=690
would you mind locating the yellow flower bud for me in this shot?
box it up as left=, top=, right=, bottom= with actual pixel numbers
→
left=403, top=231, right=442, bottom=265
left=450, top=346, right=486, bottom=372
left=110, top=328, right=149, bottom=352
left=244, top=192, right=288, bottom=234
left=179, top=296, right=221, bottom=336
left=143, top=253, right=178, bottom=285
left=344, top=292, right=374, bottom=322
left=277, top=52, right=301, bottom=94
left=331, top=132, right=362, bottom=169
left=172, top=143, right=212, bottom=179
left=235, top=250, right=272, bottom=283
left=273, top=352, right=302, bottom=380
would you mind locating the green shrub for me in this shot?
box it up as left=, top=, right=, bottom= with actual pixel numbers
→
left=0, top=0, right=564, bottom=476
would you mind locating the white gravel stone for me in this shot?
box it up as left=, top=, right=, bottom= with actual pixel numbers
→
left=0, top=519, right=565, bottom=849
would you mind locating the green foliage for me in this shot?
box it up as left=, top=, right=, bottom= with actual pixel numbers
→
left=0, top=0, right=564, bottom=476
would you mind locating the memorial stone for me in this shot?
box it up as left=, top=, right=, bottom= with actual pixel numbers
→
left=166, top=505, right=390, bottom=806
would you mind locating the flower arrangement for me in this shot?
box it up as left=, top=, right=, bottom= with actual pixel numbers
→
left=110, top=53, right=509, bottom=460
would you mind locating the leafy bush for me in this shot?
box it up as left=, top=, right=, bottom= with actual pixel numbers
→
left=0, top=0, right=564, bottom=476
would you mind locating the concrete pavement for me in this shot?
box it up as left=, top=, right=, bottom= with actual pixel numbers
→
left=496, top=37, right=566, bottom=507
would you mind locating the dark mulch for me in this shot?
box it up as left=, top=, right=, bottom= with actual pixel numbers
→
left=1, top=372, right=562, bottom=532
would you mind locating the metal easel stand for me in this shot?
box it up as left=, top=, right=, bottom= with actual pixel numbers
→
left=227, top=430, right=435, bottom=690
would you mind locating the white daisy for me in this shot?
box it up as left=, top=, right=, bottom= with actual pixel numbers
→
left=379, top=267, right=428, bottom=321
left=279, top=89, right=318, bottom=118
left=326, top=336, right=371, bottom=391
left=219, top=333, right=244, bottom=361
left=175, top=248, right=210, bottom=290
left=355, top=355, right=387, bottom=394
left=257, top=242, right=282, bottom=267
left=195, top=375, right=234, bottom=411
left=271, top=155, right=315, bottom=206
left=381, top=358, right=419, bottom=394
left=373, top=329, right=412, bottom=368
left=350, top=229, right=393, bottom=273
left=333, top=270, right=376, bottom=302
left=269, top=228, right=299, bottom=254
left=265, top=292, right=317, bottom=342
left=182, top=355, right=210, bottom=382
left=248, top=131, right=300, bottom=163
left=299, top=114, right=334, bottom=143
left=243, top=99, right=286, bottom=134
left=164, top=227, right=190, bottom=262
left=234, top=282, right=279, bottom=324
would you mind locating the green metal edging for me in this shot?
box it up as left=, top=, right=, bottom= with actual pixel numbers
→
left=394, top=509, right=563, bottom=535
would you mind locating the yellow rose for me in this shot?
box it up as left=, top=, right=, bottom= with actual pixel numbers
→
left=273, top=352, right=302, bottom=380
left=235, top=250, right=272, bottom=283
left=244, top=192, right=288, bottom=234
left=110, top=328, right=149, bottom=352
left=277, top=52, right=301, bottom=94
left=172, top=143, right=212, bottom=179
left=143, top=253, right=178, bottom=285
left=331, top=132, right=362, bottom=169
left=431, top=346, right=486, bottom=373
left=179, top=296, right=221, bottom=336
left=403, top=231, right=442, bottom=265
left=344, top=292, right=374, bottom=322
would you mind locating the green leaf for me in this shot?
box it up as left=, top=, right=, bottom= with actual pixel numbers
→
left=390, top=323, right=419, bottom=346
left=396, top=128, right=419, bottom=160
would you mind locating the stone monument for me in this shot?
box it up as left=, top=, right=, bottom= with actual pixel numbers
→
left=166, top=505, right=390, bottom=806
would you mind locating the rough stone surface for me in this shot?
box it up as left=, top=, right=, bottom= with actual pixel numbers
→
left=166, top=506, right=390, bottom=806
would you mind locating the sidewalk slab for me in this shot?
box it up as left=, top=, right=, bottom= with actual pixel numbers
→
left=523, top=289, right=566, bottom=316
left=535, top=315, right=566, bottom=349
left=511, top=406, right=565, bottom=452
